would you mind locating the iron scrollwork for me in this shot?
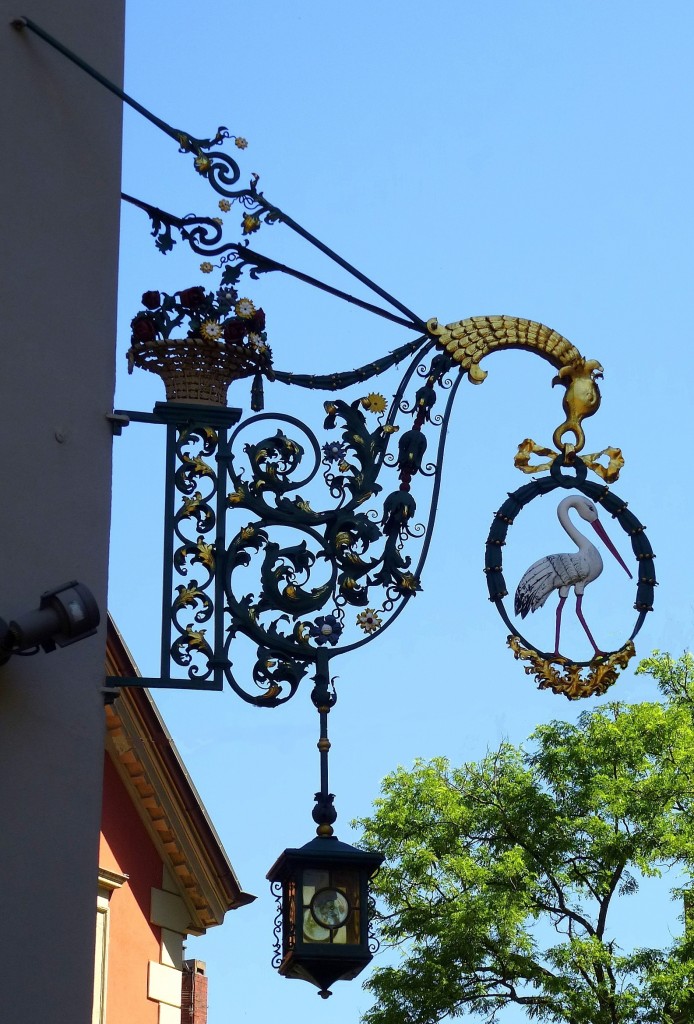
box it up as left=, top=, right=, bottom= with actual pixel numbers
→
left=116, top=308, right=644, bottom=701
left=168, top=424, right=219, bottom=682
left=270, top=879, right=285, bottom=969
left=367, top=888, right=381, bottom=956
left=215, top=344, right=460, bottom=706
left=140, top=337, right=460, bottom=696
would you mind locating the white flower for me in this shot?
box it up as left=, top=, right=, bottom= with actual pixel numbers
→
left=235, top=298, right=256, bottom=319
left=200, top=320, right=223, bottom=340
left=248, top=332, right=267, bottom=353
left=356, top=609, right=382, bottom=634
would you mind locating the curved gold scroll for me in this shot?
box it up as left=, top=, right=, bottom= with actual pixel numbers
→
left=427, top=315, right=603, bottom=454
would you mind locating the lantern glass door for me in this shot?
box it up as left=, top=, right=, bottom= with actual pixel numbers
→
left=302, top=868, right=360, bottom=945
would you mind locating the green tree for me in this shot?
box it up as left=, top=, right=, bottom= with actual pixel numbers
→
left=356, top=653, right=694, bottom=1024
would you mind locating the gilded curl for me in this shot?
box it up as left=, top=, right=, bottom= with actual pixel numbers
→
left=427, top=315, right=603, bottom=453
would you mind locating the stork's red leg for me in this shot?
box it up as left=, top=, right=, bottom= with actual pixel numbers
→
left=554, top=594, right=567, bottom=657
left=575, top=594, right=604, bottom=656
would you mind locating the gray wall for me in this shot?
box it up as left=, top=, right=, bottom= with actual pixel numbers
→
left=0, top=4, right=124, bottom=1020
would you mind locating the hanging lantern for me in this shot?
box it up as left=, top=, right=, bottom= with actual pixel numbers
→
left=267, top=835, right=384, bottom=999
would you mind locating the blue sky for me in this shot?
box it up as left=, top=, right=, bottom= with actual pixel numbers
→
left=110, top=2, right=694, bottom=1020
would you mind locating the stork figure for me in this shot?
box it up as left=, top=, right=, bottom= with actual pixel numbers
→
left=514, top=494, right=632, bottom=657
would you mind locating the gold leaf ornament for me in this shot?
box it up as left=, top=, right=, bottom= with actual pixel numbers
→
left=514, top=439, right=624, bottom=483
left=183, top=453, right=214, bottom=477
left=185, top=626, right=209, bottom=650
left=195, top=537, right=215, bottom=569
left=174, top=583, right=204, bottom=608
left=180, top=492, right=203, bottom=517
left=507, top=635, right=636, bottom=700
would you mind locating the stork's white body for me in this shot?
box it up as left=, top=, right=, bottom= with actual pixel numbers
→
left=515, top=502, right=603, bottom=617
left=513, top=494, right=631, bottom=657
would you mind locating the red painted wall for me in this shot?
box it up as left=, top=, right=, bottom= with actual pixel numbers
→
left=99, top=753, right=162, bottom=1024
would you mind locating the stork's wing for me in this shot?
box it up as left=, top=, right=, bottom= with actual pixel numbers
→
left=514, top=553, right=581, bottom=618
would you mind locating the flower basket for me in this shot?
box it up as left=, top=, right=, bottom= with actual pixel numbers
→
left=128, top=285, right=273, bottom=408
left=127, top=336, right=267, bottom=406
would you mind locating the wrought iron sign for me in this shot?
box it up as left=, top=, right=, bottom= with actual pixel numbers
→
left=11, top=16, right=656, bottom=709
left=112, top=263, right=656, bottom=707
left=14, top=13, right=656, bottom=996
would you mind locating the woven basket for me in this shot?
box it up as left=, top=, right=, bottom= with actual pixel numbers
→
left=127, top=337, right=262, bottom=406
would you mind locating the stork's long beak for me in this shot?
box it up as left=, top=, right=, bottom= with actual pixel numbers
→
left=591, top=521, right=633, bottom=578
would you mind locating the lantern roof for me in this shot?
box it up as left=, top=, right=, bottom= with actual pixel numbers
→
left=266, top=835, right=383, bottom=883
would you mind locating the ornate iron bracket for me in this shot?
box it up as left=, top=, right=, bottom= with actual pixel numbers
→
left=20, top=15, right=651, bottom=706
left=106, top=333, right=461, bottom=695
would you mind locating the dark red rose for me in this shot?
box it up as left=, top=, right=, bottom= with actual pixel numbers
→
left=178, top=286, right=206, bottom=309
left=223, top=318, right=248, bottom=342
left=249, top=307, right=266, bottom=332
left=141, top=290, right=161, bottom=310
left=131, top=314, right=156, bottom=342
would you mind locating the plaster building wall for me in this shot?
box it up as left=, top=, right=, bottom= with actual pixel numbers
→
left=0, top=4, right=124, bottom=1021
left=99, top=755, right=163, bottom=1024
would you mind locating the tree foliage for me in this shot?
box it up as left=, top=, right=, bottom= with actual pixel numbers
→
left=356, top=653, right=694, bottom=1024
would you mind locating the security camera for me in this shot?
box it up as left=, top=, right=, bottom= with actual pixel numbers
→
left=0, top=582, right=101, bottom=665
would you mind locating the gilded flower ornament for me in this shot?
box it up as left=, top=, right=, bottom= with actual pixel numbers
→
left=248, top=333, right=267, bottom=353
left=200, top=320, right=223, bottom=341
left=398, top=573, right=421, bottom=593
left=361, top=393, right=388, bottom=414
left=235, top=298, right=256, bottom=319
left=219, top=199, right=231, bottom=212
left=200, top=261, right=214, bottom=274
left=242, top=214, right=261, bottom=235
left=356, top=609, right=382, bottom=634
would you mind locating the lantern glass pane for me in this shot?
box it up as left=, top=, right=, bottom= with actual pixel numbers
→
left=302, top=869, right=329, bottom=901
left=301, top=867, right=361, bottom=945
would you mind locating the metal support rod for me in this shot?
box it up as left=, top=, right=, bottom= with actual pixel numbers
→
left=12, top=17, right=185, bottom=145
left=234, top=248, right=421, bottom=330
left=13, top=18, right=427, bottom=331
left=312, top=706, right=338, bottom=837
left=311, top=655, right=338, bottom=836
left=258, top=200, right=428, bottom=332
left=120, top=191, right=423, bottom=330
left=160, top=422, right=177, bottom=678
left=319, top=709, right=330, bottom=800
